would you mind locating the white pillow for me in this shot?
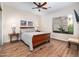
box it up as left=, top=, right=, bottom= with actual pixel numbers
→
left=20, top=28, right=35, bottom=33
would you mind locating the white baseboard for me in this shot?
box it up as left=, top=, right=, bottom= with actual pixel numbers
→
left=51, top=38, right=68, bottom=42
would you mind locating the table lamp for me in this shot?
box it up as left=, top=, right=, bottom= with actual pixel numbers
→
left=11, top=24, right=16, bottom=34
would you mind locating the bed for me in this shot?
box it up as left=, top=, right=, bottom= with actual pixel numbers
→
left=20, top=27, right=50, bottom=51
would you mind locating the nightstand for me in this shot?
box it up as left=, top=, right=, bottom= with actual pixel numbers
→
left=9, top=33, right=19, bottom=43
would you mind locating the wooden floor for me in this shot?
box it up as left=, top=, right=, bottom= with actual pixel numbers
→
left=0, top=39, right=79, bottom=57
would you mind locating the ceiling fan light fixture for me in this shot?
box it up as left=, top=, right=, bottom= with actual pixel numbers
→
left=32, top=2, right=51, bottom=12
left=38, top=9, right=40, bottom=11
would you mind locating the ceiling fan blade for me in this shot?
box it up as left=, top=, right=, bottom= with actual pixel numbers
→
left=41, top=2, right=47, bottom=7
left=42, top=7, right=47, bottom=9
left=33, top=2, right=39, bottom=7
left=32, top=7, right=38, bottom=9
left=38, top=3, right=41, bottom=6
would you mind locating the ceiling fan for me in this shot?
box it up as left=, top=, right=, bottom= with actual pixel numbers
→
left=32, top=2, right=51, bottom=11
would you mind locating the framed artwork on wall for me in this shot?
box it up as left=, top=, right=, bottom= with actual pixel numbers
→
left=28, top=21, right=33, bottom=27
left=20, top=20, right=33, bottom=27
left=20, top=20, right=27, bottom=26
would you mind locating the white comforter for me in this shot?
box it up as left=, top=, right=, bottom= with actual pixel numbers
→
left=21, top=32, right=50, bottom=51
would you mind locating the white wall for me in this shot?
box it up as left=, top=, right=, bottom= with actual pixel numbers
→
left=2, top=4, right=41, bottom=43
left=40, top=3, right=79, bottom=41
left=0, top=11, right=2, bottom=45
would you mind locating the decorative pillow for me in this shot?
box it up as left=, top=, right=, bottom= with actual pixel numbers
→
left=20, top=28, right=35, bottom=33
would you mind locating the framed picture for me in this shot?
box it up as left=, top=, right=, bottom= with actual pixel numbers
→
left=28, top=21, right=33, bottom=26
left=20, top=20, right=27, bottom=26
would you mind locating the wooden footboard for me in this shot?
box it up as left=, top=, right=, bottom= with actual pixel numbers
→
left=32, top=33, right=50, bottom=47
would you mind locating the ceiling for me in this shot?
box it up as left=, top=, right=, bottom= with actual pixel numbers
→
left=3, top=2, right=78, bottom=15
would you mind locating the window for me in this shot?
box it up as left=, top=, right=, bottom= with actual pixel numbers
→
left=53, top=15, right=73, bottom=34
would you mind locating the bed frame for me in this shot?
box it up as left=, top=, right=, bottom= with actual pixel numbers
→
left=20, top=27, right=50, bottom=50
left=32, top=33, right=50, bottom=48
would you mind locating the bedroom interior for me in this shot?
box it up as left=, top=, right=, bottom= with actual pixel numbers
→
left=0, top=2, right=79, bottom=57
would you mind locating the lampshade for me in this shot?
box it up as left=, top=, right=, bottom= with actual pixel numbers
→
left=11, top=24, right=16, bottom=33
left=12, top=24, right=16, bottom=28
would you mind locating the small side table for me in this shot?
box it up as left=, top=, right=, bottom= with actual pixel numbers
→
left=9, top=33, right=19, bottom=43
left=68, top=38, right=79, bottom=56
